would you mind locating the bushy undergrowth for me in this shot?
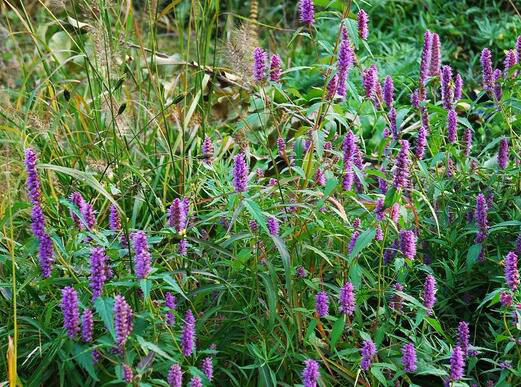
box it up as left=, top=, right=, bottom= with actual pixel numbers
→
left=1, top=1, right=521, bottom=386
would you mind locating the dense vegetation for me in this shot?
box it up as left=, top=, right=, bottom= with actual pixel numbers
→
left=1, top=0, right=521, bottom=386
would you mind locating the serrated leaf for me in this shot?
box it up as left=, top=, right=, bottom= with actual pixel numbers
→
left=94, top=297, right=115, bottom=341
left=349, top=229, right=376, bottom=258
left=329, top=317, right=345, bottom=349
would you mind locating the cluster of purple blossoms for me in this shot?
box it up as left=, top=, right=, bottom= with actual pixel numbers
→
left=457, top=321, right=470, bottom=357
left=357, top=10, right=369, bottom=40
left=168, top=197, right=189, bottom=232
left=388, top=107, right=397, bottom=140
left=277, top=137, right=286, bottom=156
left=505, top=251, right=520, bottom=291
left=90, top=247, right=108, bottom=301
left=201, top=357, right=213, bottom=381
left=416, top=126, right=427, bottom=160
left=392, top=140, right=411, bottom=190
left=61, top=286, right=80, bottom=338
left=314, top=168, right=326, bottom=186
left=498, top=138, right=509, bottom=169
left=315, top=291, right=329, bottom=317
left=327, top=75, right=338, bottom=100
left=181, top=310, right=196, bottom=356
left=360, top=339, right=377, bottom=371
left=253, top=47, right=267, bottom=82
left=440, top=65, right=454, bottom=110
left=296, top=266, right=307, bottom=278
left=362, top=65, right=378, bottom=101
left=114, top=295, right=133, bottom=348
left=132, top=231, right=151, bottom=279
left=302, top=359, right=320, bottom=387
left=348, top=230, right=360, bottom=255
left=165, top=292, right=177, bottom=326
left=123, top=364, right=133, bottom=383
left=429, top=32, right=441, bottom=76
left=400, top=230, right=417, bottom=260
left=249, top=220, right=258, bottom=232
left=447, top=109, right=458, bottom=144
left=480, top=48, right=494, bottom=90
left=269, top=54, right=282, bottom=82
left=298, top=0, right=314, bottom=25
left=25, top=149, right=54, bottom=278
left=383, top=76, right=394, bottom=108
left=419, top=31, right=433, bottom=98
left=463, top=128, right=473, bottom=157
left=267, top=216, right=280, bottom=236
left=475, top=193, right=488, bottom=245
left=454, top=73, right=463, bottom=101
left=70, top=192, right=85, bottom=228
left=389, top=283, right=404, bottom=311
left=504, top=49, right=517, bottom=77
left=493, top=69, right=503, bottom=101
left=80, top=200, right=97, bottom=232
left=336, top=35, right=353, bottom=97
left=411, top=89, right=420, bottom=108
left=232, top=152, right=249, bottom=193
left=109, top=204, right=126, bottom=247
left=423, top=275, right=437, bottom=315
left=202, top=136, right=214, bottom=164
left=167, top=364, right=183, bottom=387
left=401, top=343, right=417, bottom=373
left=82, top=309, right=94, bottom=343
left=450, top=346, right=465, bottom=381
left=339, top=282, right=355, bottom=316
left=500, top=291, right=513, bottom=308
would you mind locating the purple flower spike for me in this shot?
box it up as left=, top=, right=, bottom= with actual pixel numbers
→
left=516, top=234, right=521, bottom=255
left=336, top=38, right=353, bottom=97
left=61, top=287, right=80, bottom=338
left=400, top=230, right=417, bottom=260
left=298, top=0, right=315, bottom=25
left=429, top=33, right=441, bottom=77
left=463, top=128, right=472, bottom=157
left=481, top=48, right=494, bottom=90
left=90, top=247, right=108, bottom=301
left=178, top=238, right=188, bottom=256
left=189, top=377, right=202, bottom=387
left=109, top=204, right=122, bottom=232
left=498, top=138, right=509, bottom=169
left=416, top=126, right=427, bottom=160
left=253, top=47, right=267, bottom=82
left=411, top=89, right=420, bottom=108
left=357, top=10, right=369, bottom=40
left=447, top=109, right=458, bottom=143
left=360, top=339, right=377, bottom=371
left=505, top=251, right=520, bottom=291
left=327, top=75, right=338, bottom=100
left=475, top=193, right=488, bottom=238
left=277, top=137, right=286, bottom=156
left=419, top=31, right=433, bottom=97
left=517, top=36, right=521, bottom=67
left=390, top=283, right=404, bottom=311
left=165, top=292, right=177, bottom=326
left=315, top=168, right=326, bottom=186
left=201, top=357, right=213, bottom=381
left=270, top=54, right=282, bottom=82
left=362, top=65, right=377, bottom=99
left=339, top=282, right=355, bottom=316
left=232, top=152, right=249, bottom=193
left=267, top=216, right=279, bottom=236
left=114, top=295, right=133, bottom=348
left=383, top=76, right=394, bottom=108
left=80, top=201, right=96, bottom=231
left=343, top=130, right=356, bottom=166
left=423, top=275, right=437, bottom=315
left=343, top=164, right=354, bottom=191
left=388, top=107, right=397, bottom=140
left=202, top=136, right=214, bottom=164
left=315, top=291, right=329, bottom=317
left=441, top=65, right=454, bottom=110
left=500, top=292, right=513, bottom=308
left=504, top=49, right=517, bottom=78
left=457, top=321, right=470, bottom=357
left=302, top=359, right=320, bottom=387
left=24, top=148, right=41, bottom=204
left=348, top=230, right=360, bottom=254
left=123, top=364, right=133, bottom=383
left=31, top=203, right=54, bottom=278
left=168, top=197, right=189, bottom=232
left=454, top=73, right=463, bottom=101
left=402, top=343, right=417, bottom=373
left=132, top=231, right=151, bottom=279
left=493, top=69, right=503, bottom=101
left=450, top=346, right=465, bottom=381
left=181, top=310, right=196, bottom=356
left=392, top=140, right=411, bottom=190
left=82, top=309, right=94, bottom=343
left=70, top=192, right=85, bottom=228
left=167, top=364, right=183, bottom=387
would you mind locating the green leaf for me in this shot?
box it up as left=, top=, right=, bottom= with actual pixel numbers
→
left=73, top=344, right=99, bottom=381
left=94, top=297, right=115, bottom=341
left=260, top=272, right=277, bottom=328
left=161, top=274, right=188, bottom=301
left=349, top=228, right=376, bottom=258
left=136, top=336, right=174, bottom=361
left=244, top=199, right=268, bottom=233
left=140, top=279, right=152, bottom=299
left=383, top=186, right=397, bottom=209
left=329, top=316, right=345, bottom=349
left=271, top=235, right=292, bottom=293
left=466, top=244, right=482, bottom=271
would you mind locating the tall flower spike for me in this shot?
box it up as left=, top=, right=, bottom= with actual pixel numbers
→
left=388, top=107, right=397, bottom=140
left=168, top=198, right=189, bottom=232
left=343, top=130, right=356, bottom=166
left=201, top=357, right=213, bottom=381
left=232, top=152, right=249, bottom=193
left=189, top=377, right=202, bottom=387
left=298, top=0, right=315, bottom=25
left=31, top=202, right=54, bottom=278
left=252, top=47, right=267, bottom=82
left=339, top=282, right=355, bottom=316
left=419, top=31, right=433, bottom=98
left=447, top=109, right=458, bottom=143
left=450, top=346, right=465, bottom=381
left=454, top=73, right=463, bottom=101
left=498, top=138, right=509, bottom=169
left=202, top=136, right=214, bottom=164
left=480, top=48, right=494, bottom=90
left=165, top=292, right=177, bottom=326
left=132, top=231, right=151, bottom=279
left=269, top=54, right=282, bottom=82
left=505, top=251, right=520, bottom=291
left=61, top=287, right=80, bottom=338
left=327, top=75, right=338, bottom=100
left=123, top=364, right=133, bottom=383
left=315, top=291, right=329, bottom=317
left=423, top=275, right=437, bottom=315
left=348, top=230, right=360, bottom=254
left=277, top=137, right=286, bottom=156
left=80, top=201, right=96, bottom=232
left=357, top=10, right=369, bottom=40
left=267, top=216, right=280, bottom=236
left=336, top=38, right=353, bottom=97
left=493, top=69, right=503, bottom=101
left=24, top=148, right=41, bottom=204
left=517, top=36, right=521, bottom=68
left=390, top=283, right=404, bottom=311
left=429, top=33, right=441, bottom=76
left=343, top=164, right=354, bottom=191
left=360, top=340, right=377, bottom=371
left=362, top=65, right=377, bottom=99
left=400, top=230, right=417, bottom=260
left=167, top=364, right=183, bottom=387
left=463, top=128, right=472, bottom=157
left=70, top=192, right=85, bottom=228
left=457, top=321, right=470, bottom=357
left=504, top=49, right=517, bottom=78
left=411, top=89, right=420, bottom=108
left=383, top=76, right=394, bottom=108
left=392, top=140, right=411, bottom=190
left=181, top=310, right=196, bottom=356
left=440, top=65, right=454, bottom=110
left=114, top=295, right=133, bottom=348
left=416, top=126, right=427, bottom=160
left=82, top=309, right=94, bottom=343
left=475, top=194, right=488, bottom=236
left=89, top=247, right=108, bottom=301
left=314, top=168, right=326, bottom=186
left=109, top=204, right=121, bottom=232
left=302, top=359, right=320, bottom=387
left=402, top=343, right=417, bottom=373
